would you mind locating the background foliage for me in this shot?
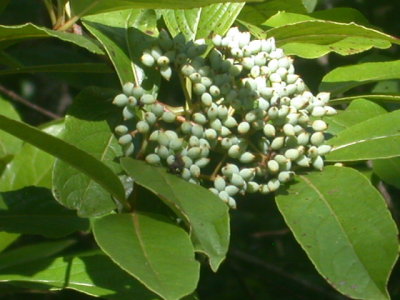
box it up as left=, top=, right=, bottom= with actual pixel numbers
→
left=0, top=0, right=400, bottom=299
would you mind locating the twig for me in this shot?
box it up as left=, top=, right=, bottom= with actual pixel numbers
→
left=0, top=85, right=61, bottom=119
left=252, top=228, right=290, bottom=238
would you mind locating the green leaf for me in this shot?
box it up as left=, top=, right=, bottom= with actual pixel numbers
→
left=0, top=121, right=64, bottom=191
left=0, top=96, right=22, bottom=160
left=0, top=253, right=159, bottom=300
left=0, top=232, right=18, bottom=253
left=326, top=110, right=400, bottom=161
left=276, top=166, right=398, bottom=300
left=163, top=3, right=244, bottom=41
left=321, top=60, right=400, bottom=94
left=330, top=94, right=400, bottom=105
left=70, top=0, right=255, bottom=16
left=93, top=212, right=200, bottom=300
left=373, top=158, right=400, bottom=189
left=325, top=99, right=387, bottom=135
left=0, top=24, right=104, bottom=54
left=0, top=62, right=112, bottom=75
left=0, top=240, right=75, bottom=271
left=121, top=158, right=230, bottom=271
left=0, top=187, right=89, bottom=238
left=53, top=87, right=123, bottom=218
left=238, top=0, right=307, bottom=25
left=82, top=9, right=160, bottom=88
left=262, top=21, right=399, bottom=58
left=0, top=114, right=126, bottom=208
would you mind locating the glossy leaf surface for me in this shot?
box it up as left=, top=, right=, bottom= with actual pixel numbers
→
left=276, top=166, right=398, bottom=300
left=121, top=158, right=230, bottom=271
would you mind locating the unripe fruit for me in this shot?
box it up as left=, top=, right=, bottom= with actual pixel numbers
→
left=230, top=173, right=245, bottom=187
left=283, top=123, right=295, bottom=136
left=115, top=125, right=129, bottom=135
left=312, top=155, right=324, bottom=171
left=201, top=93, right=213, bottom=106
left=162, top=111, right=176, bottom=123
left=118, top=134, right=132, bottom=145
left=238, top=122, right=250, bottom=134
left=271, top=136, right=285, bottom=150
left=278, top=171, right=294, bottom=183
left=247, top=181, right=260, bottom=193
left=193, top=112, right=207, bottom=125
left=145, top=153, right=160, bottom=165
left=214, top=176, right=226, bottom=191
left=225, top=185, right=240, bottom=196
left=223, top=116, right=238, bottom=128
left=267, top=179, right=280, bottom=192
left=222, top=164, right=239, bottom=177
left=113, top=94, right=129, bottom=107
left=267, top=160, right=280, bottom=173
left=190, top=164, right=201, bottom=177
left=310, top=132, right=325, bottom=145
left=312, top=120, right=328, bottom=132
left=239, top=168, right=255, bottom=181
left=259, top=184, right=271, bottom=194
left=140, top=94, right=156, bottom=105
left=136, top=120, right=150, bottom=133
left=239, top=152, right=255, bottom=163
left=141, top=52, right=155, bottom=67
left=123, top=82, right=134, bottom=95
left=318, top=145, right=332, bottom=156
left=195, top=157, right=210, bottom=168
left=191, top=124, right=204, bottom=138
left=160, top=66, right=172, bottom=81
left=228, top=145, right=241, bottom=158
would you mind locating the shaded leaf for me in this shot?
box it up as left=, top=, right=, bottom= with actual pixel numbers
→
left=0, top=187, right=89, bottom=238
left=0, top=253, right=159, bottom=300
left=321, top=60, right=400, bottom=94
left=0, top=62, right=112, bottom=75
left=330, top=94, right=400, bottom=105
left=121, top=158, right=230, bottom=271
left=70, top=0, right=255, bottom=16
left=0, top=240, right=75, bottom=271
left=0, top=114, right=126, bottom=207
left=0, top=121, right=64, bottom=191
left=326, top=110, right=400, bottom=161
left=373, top=158, right=400, bottom=189
left=82, top=9, right=160, bottom=88
left=0, top=23, right=104, bottom=54
left=325, top=99, right=387, bottom=135
left=163, top=8, right=201, bottom=41
left=276, top=166, right=398, bottom=300
left=93, top=212, right=200, bottom=300
left=260, top=21, right=399, bottom=58
left=0, top=96, right=22, bottom=160
left=238, top=0, right=307, bottom=25
left=53, top=87, right=123, bottom=218
left=0, top=232, right=18, bottom=253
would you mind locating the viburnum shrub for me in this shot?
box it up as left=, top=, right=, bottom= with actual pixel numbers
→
left=0, top=1, right=399, bottom=300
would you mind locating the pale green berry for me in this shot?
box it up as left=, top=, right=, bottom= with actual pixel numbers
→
left=149, top=130, right=160, bottom=141
left=201, top=93, right=213, bottom=106
left=230, top=64, right=243, bottom=76
left=256, top=98, right=269, bottom=111
left=189, top=73, right=201, bottom=83
left=187, top=147, right=201, bottom=159
left=273, top=155, right=287, bottom=165
left=150, top=46, right=162, bottom=60
left=283, top=123, right=295, bottom=136
left=271, top=137, right=285, bottom=150
left=191, top=124, right=204, bottom=138
left=231, top=173, right=245, bottom=187
left=312, top=120, right=328, bottom=132
left=210, top=119, right=222, bottom=131
left=247, top=181, right=260, bottom=193
left=228, top=145, right=241, bottom=158
left=310, top=132, right=325, bottom=145
left=122, top=82, right=134, bottom=96
left=136, top=120, right=150, bottom=133
left=140, top=94, right=156, bottom=105
left=132, top=86, right=144, bottom=99
left=157, top=132, right=170, bottom=146
left=311, top=106, right=326, bottom=117
left=160, top=66, right=172, bottom=81
left=141, top=52, right=155, bottom=67
left=166, top=155, right=175, bottom=166
left=200, top=145, right=210, bottom=157
left=297, top=132, right=310, bottom=145
left=122, top=107, right=135, bottom=120
left=214, top=176, right=226, bottom=191
left=238, top=122, right=250, bottom=135
left=182, top=156, right=193, bottom=168
left=325, top=106, right=337, bottom=116
left=113, top=94, right=129, bottom=107
left=242, top=57, right=254, bottom=69
left=245, top=111, right=257, bottom=123
left=204, top=128, right=217, bottom=140
left=267, top=179, right=280, bottom=192
left=181, top=122, right=192, bottom=134
left=181, top=64, right=195, bottom=77
left=156, top=145, right=170, bottom=159
left=223, top=116, right=238, bottom=128
left=181, top=168, right=191, bottom=180
left=263, top=124, right=275, bottom=137
left=169, top=138, right=183, bottom=151
left=209, top=187, right=219, bottom=195
left=239, top=152, right=255, bottom=164
left=157, top=56, right=170, bottom=67
left=189, top=136, right=200, bottom=147
left=217, top=105, right=229, bottom=119
left=318, top=145, right=332, bottom=156
left=225, top=185, right=239, bottom=196
left=255, top=166, right=267, bottom=177
left=219, top=191, right=230, bottom=202
left=118, top=134, right=132, bottom=145
left=268, top=107, right=279, bottom=119
left=162, top=111, right=176, bottom=123
left=145, top=112, right=157, bottom=125
left=295, top=155, right=310, bottom=167
left=221, top=137, right=232, bottom=149
left=193, top=112, right=207, bottom=125
left=268, top=59, right=279, bottom=72
left=278, top=171, right=294, bottom=183
left=259, top=184, right=271, bottom=194
left=145, top=153, right=160, bottom=165
left=222, top=163, right=239, bottom=177
left=220, top=126, right=232, bottom=137
left=115, top=125, right=128, bottom=135
left=267, top=160, right=280, bottom=173
left=190, top=164, right=201, bottom=178
left=193, top=83, right=206, bottom=95
left=285, top=149, right=300, bottom=161
left=195, top=157, right=210, bottom=168
left=312, top=156, right=324, bottom=171
left=308, top=146, right=319, bottom=158
left=316, top=92, right=330, bottom=104
left=239, top=168, right=255, bottom=181
left=123, top=143, right=134, bottom=156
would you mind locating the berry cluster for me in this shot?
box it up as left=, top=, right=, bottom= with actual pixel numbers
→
left=112, top=27, right=336, bottom=209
